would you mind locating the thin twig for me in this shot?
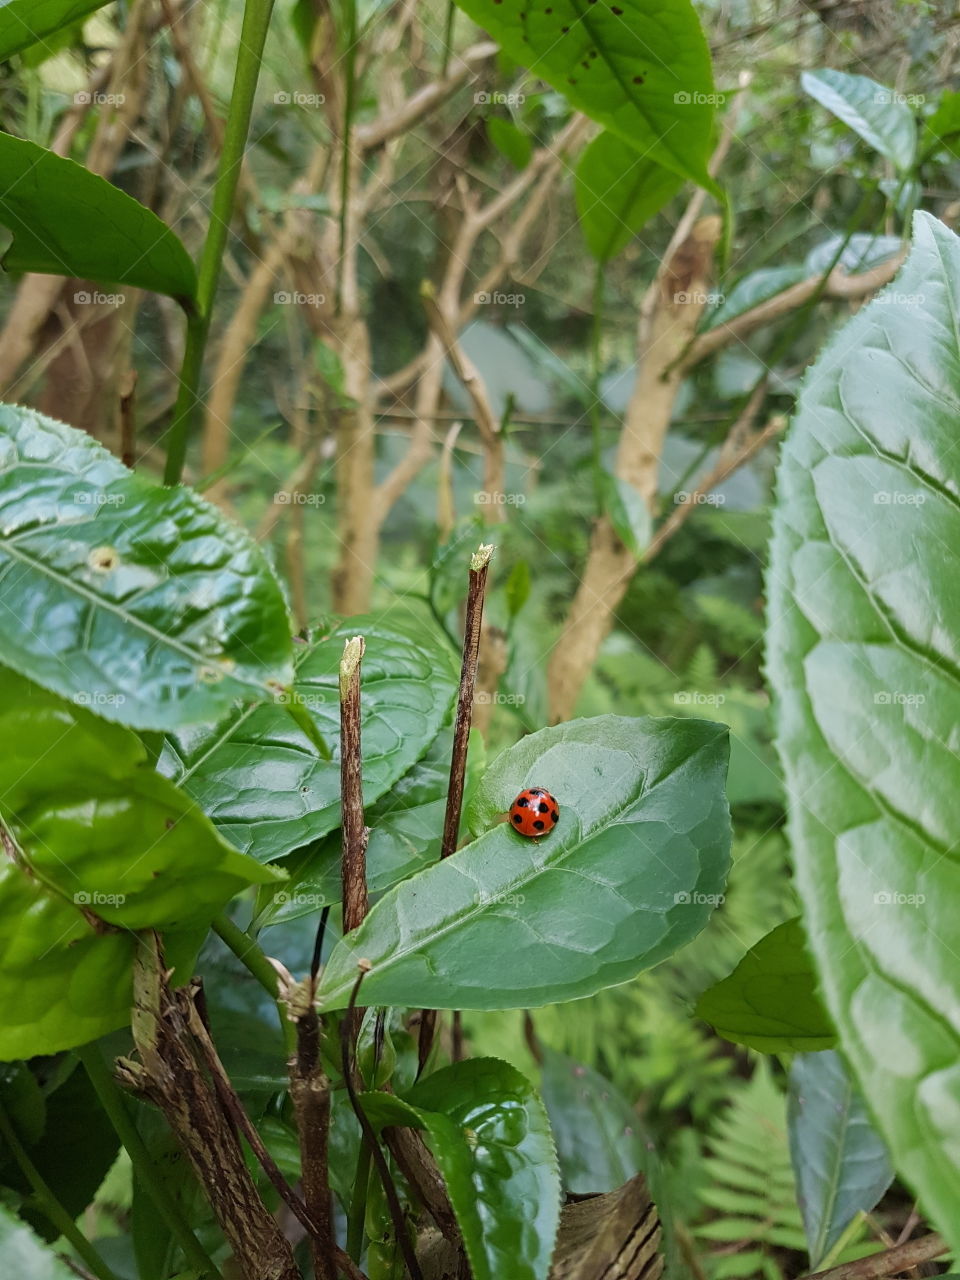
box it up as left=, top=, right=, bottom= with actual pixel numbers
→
left=804, top=1233, right=947, bottom=1280
left=118, top=370, right=137, bottom=468
left=340, top=635, right=369, bottom=933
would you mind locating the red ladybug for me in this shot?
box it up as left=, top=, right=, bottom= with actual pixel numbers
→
left=509, top=786, right=559, bottom=838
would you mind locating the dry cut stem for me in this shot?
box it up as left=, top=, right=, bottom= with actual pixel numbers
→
left=340, top=635, right=369, bottom=932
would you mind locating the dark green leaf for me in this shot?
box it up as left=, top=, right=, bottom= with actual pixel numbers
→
left=0, top=1, right=112, bottom=62
left=0, top=672, right=279, bottom=1059
left=540, top=1049, right=646, bottom=1194
left=0, top=1204, right=77, bottom=1279
left=0, top=133, right=197, bottom=300
left=0, top=405, right=294, bottom=730
left=788, top=1051, right=893, bottom=1267
left=575, top=132, right=682, bottom=261
left=452, top=0, right=717, bottom=186
left=695, top=918, right=836, bottom=1052
left=162, top=614, right=459, bottom=862
left=487, top=117, right=533, bottom=169
left=364, top=1058, right=561, bottom=1280
left=801, top=70, right=917, bottom=172
left=923, top=90, right=960, bottom=153
left=317, top=715, right=730, bottom=1011
left=767, top=210, right=960, bottom=1249
left=505, top=560, right=532, bottom=619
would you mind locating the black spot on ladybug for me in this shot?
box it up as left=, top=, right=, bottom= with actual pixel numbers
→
left=538, top=801, right=550, bottom=813
left=533, top=820, right=545, bottom=831
left=512, top=814, right=523, bottom=825
left=551, top=809, right=559, bottom=822
left=516, top=795, right=529, bottom=807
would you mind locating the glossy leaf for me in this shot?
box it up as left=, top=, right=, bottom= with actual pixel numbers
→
left=801, top=70, right=916, bottom=172
left=0, top=1204, right=76, bottom=1280
left=705, top=266, right=807, bottom=331
left=0, top=672, right=279, bottom=1059
left=575, top=132, right=682, bottom=261
left=767, top=210, right=960, bottom=1248
left=363, top=1058, right=561, bottom=1280
left=804, top=232, right=903, bottom=277
left=0, top=405, right=294, bottom=730
left=695, top=918, right=836, bottom=1052
left=452, top=0, right=716, bottom=186
left=257, top=727, right=485, bottom=924
left=317, top=715, right=730, bottom=1011
left=162, top=614, right=458, bottom=862
left=0, top=0, right=112, bottom=60
left=788, top=1051, right=893, bottom=1267
left=539, top=1049, right=646, bottom=1194
left=0, top=133, right=197, bottom=300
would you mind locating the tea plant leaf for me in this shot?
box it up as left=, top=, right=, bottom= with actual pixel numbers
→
left=801, top=70, right=916, bottom=173
left=0, top=405, right=294, bottom=730
left=575, top=132, right=682, bottom=261
left=767, top=210, right=960, bottom=1249
left=0, top=133, right=197, bottom=301
left=317, top=715, right=730, bottom=1011
left=0, top=0, right=112, bottom=60
left=0, top=1204, right=78, bottom=1280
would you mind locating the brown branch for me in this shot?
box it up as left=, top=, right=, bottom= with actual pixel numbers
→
left=340, top=636, right=369, bottom=933
left=804, top=1233, right=947, bottom=1280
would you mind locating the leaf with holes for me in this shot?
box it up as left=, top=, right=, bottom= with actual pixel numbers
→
left=767, top=210, right=960, bottom=1250
left=0, top=405, right=293, bottom=730
left=575, top=131, right=682, bottom=261
left=453, top=0, right=717, bottom=186
left=0, top=671, right=279, bottom=1060
left=788, top=1051, right=893, bottom=1268
left=161, top=614, right=459, bottom=863
left=0, top=134, right=197, bottom=300
left=361, top=1058, right=560, bottom=1280
left=317, top=715, right=730, bottom=1011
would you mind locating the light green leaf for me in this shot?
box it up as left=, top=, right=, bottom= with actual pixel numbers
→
left=0, top=0, right=112, bottom=62
left=505, top=560, right=532, bottom=619
left=317, top=715, right=730, bottom=1011
left=0, top=405, right=294, bottom=730
left=0, top=671, right=279, bottom=1060
left=804, top=232, right=903, bottom=277
left=0, top=134, right=197, bottom=300
left=600, top=467, right=652, bottom=557
left=788, top=1051, right=893, bottom=1268
left=487, top=117, right=533, bottom=169
left=801, top=70, right=916, bottom=172
left=767, top=210, right=960, bottom=1249
left=452, top=0, right=717, bottom=186
left=0, top=1204, right=77, bottom=1280
left=695, top=918, right=836, bottom=1052
left=575, top=132, right=682, bottom=261
left=162, top=614, right=459, bottom=862
left=362, top=1058, right=561, bottom=1280
left=705, top=266, right=808, bottom=331
left=923, top=90, right=960, bottom=154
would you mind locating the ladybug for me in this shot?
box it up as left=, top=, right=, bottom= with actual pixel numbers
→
left=509, top=786, right=559, bottom=838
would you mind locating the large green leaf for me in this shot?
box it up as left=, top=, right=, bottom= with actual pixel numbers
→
left=452, top=0, right=716, bottom=186
left=0, top=671, right=279, bottom=1059
left=0, top=1, right=112, bottom=61
left=0, top=134, right=197, bottom=301
left=767, top=210, right=960, bottom=1248
left=362, top=1058, right=560, bottom=1280
left=0, top=1203, right=77, bottom=1280
left=0, top=405, right=293, bottom=730
left=317, top=715, right=730, bottom=1011
left=801, top=70, right=917, bottom=173
left=161, top=614, right=459, bottom=863
left=575, top=132, right=682, bottom=261
left=695, top=918, right=836, bottom=1052
left=788, top=1051, right=893, bottom=1268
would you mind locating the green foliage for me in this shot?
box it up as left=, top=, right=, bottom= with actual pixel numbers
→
left=768, top=210, right=960, bottom=1248
left=0, top=406, right=293, bottom=730
left=575, top=132, right=682, bottom=261
left=0, top=133, right=197, bottom=300
left=801, top=70, right=917, bottom=173
left=0, top=1203, right=77, bottom=1280
left=317, top=715, right=731, bottom=1011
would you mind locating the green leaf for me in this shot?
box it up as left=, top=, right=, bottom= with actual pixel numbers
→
left=695, top=918, right=836, bottom=1052
left=0, top=0, right=111, bottom=60
left=452, top=0, right=717, bottom=186
left=0, top=134, right=197, bottom=300
left=0, top=405, right=294, bottom=730
left=487, top=117, right=533, bottom=169
left=705, top=266, right=808, bottom=331
left=767, top=209, right=960, bottom=1249
left=575, top=132, right=682, bottom=261
left=539, top=1049, right=646, bottom=1194
left=257, top=727, right=485, bottom=923
left=504, top=560, right=532, bottom=619
left=162, top=614, right=459, bottom=862
left=788, top=1051, right=893, bottom=1268
left=0, top=1203, right=77, bottom=1280
left=801, top=70, right=917, bottom=172
left=600, top=467, right=652, bottom=556
left=317, top=715, right=730, bottom=1011
left=0, top=671, right=279, bottom=1059
left=363, top=1058, right=561, bottom=1280
left=804, top=233, right=903, bottom=276
left=923, top=90, right=960, bottom=154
